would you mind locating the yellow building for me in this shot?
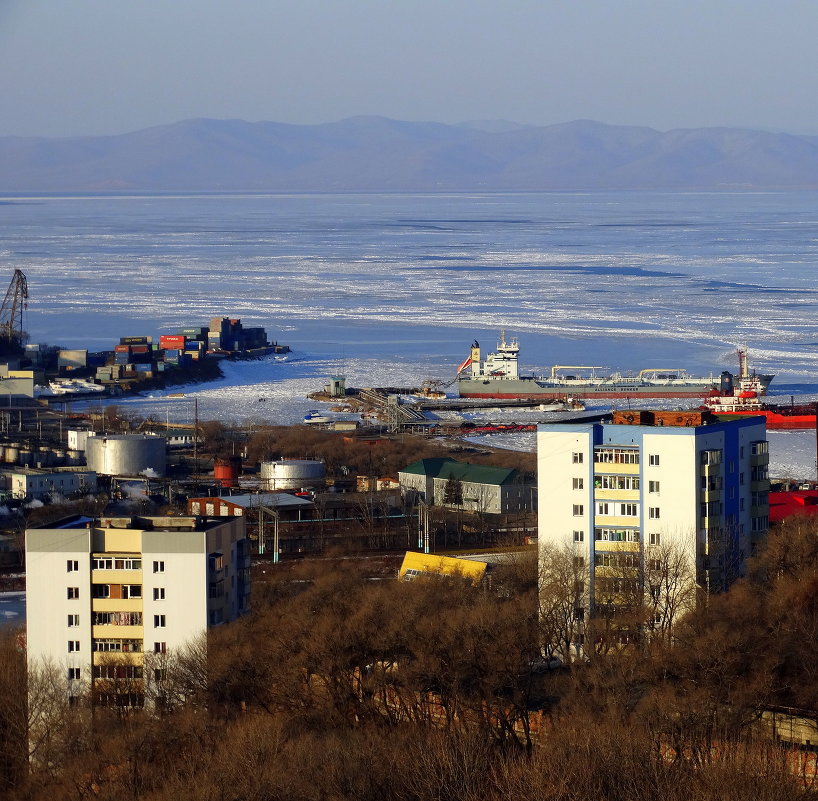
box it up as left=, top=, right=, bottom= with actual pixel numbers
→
left=399, top=551, right=487, bottom=584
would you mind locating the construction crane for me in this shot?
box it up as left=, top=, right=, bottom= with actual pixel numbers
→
left=0, top=269, right=28, bottom=349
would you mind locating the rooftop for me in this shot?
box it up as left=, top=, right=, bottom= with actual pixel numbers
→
left=400, top=457, right=521, bottom=486
left=32, top=514, right=230, bottom=532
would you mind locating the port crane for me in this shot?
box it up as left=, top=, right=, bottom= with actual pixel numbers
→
left=0, top=269, right=28, bottom=347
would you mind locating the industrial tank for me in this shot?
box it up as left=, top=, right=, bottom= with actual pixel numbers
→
left=259, top=459, right=325, bottom=490
left=85, top=434, right=166, bottom=477
left=213, top=456, right=242, bottom=488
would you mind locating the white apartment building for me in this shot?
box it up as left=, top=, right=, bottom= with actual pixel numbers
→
left=25, top=514, right=250, bottom=706
left=538, top=410, right=769, bottom=628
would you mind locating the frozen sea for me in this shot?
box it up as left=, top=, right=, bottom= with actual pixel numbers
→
left=3, top=191, right=818, bottom=477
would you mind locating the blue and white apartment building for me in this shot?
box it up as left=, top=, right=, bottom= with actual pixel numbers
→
left=537, top=410, right=770, bottom=621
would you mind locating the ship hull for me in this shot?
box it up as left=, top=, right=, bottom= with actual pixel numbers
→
left=712, top=409, right=817, bottom=430
left=457, top=378, right=720, bottom=400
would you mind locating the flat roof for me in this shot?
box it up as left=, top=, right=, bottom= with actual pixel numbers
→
left=192, top=493, right=314, bottom=509
left=32, top=514, right=231, bottom=532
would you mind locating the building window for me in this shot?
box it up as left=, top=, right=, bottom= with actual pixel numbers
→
left=68, top=641, right=80, bottom=652
left=751, top=441, right=769, bottom=455
left=649, top=454, right=660, bottom=466
left=596, top=502, right=609, bottom=515
left=573, top=530, right=584, bottom=542
left=648, top=481, right=660, bottom=493
left=622, top=503, right=638, bottom=517
left=93, top=639, right=142, bottom=653
left=572, top=477, right=584, bottom=490
left=573, top=556, right=585, bottom=569
left=67, top=587, right=79, bottom=600
left=92, top=611, right=142, bottom=626
left=123, top=585, right=142, bottom=599
left=67, top=559, right=79, bottom=572
left=154, top=642, right=166, bottom=654
left=572, top=504, right=584, bottom=516
left=153, top=587, right=165, bottom=601
left=92, top=557, right=142, bottom=570
left=594, top=528, right=640, bottom=543
left=67, top=614, right=79, bottom=627
left=648, top=507, right=660, bottom=519
left=154, top=615, right=166, bottom=628
left=572, top=452, right=584, bottom=464
left=649, top=532, right=661, bottom=545
left=598, top=474, right=640, bottom=490
left=595, top=448, right=639, bottom=465
left=153, top=560, right=165, bottom=573
left=67, top=667, right=81, bottom=681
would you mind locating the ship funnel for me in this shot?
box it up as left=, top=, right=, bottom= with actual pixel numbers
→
left=720, top=371, right=734, bottom=396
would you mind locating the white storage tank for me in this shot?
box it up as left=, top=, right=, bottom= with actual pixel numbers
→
left=85, top=434, right=167, bottom=477
left=259, top=459, right=325, bottom=490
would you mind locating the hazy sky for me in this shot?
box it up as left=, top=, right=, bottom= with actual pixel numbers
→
left=1, top=0, right=816, bottom=137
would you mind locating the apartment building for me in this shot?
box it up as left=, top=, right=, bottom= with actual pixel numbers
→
left=25, top=514, right=250, bottom=706
left=537, top=410, right=769, bottom=629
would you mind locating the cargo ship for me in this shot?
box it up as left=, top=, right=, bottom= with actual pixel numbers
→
left=455, top=333, right=774, bottom=400
left=704, top=356, right=815, bottom=429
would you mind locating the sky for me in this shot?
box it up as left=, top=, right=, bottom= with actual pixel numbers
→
left=1, top=0, right=817, bottom=138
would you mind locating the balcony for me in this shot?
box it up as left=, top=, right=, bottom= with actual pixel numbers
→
left=595, top=514, right=641, bottom=529
left=92, top=569, right=142, bottom=585
left=750, top=453, right=769, bottom=467
left=594, top=462, right=639, bottom=475
left=92, top=598, right=143, bottom=613
left=92, top=651, right=144, bottom=666
left=751, top=479, right=771, bottom=492
left=700, top=463, right=722, bottom=478
left=93, top=624, right=145, bottom=639
left=594, top=539, right=640, bottom=553
left=594, top=488, right=640, bottom=502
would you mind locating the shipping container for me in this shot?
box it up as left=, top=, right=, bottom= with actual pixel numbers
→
left=114, top=345, right=131, bottom=353
left=131, top=345, right=150, bottom=354
left=120, top=336, right=152, bottom=345
left=160, top=335, right=186, bottom=348
left=179, top=327, right=206, bottom=338
left=164, top=349, right=181, bottom=357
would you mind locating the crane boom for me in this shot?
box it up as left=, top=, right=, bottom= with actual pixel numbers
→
left=0, top=269, right=28, bottom=345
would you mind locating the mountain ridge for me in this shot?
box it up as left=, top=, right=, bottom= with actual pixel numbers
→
left=2, top=117, right=818, bottom=191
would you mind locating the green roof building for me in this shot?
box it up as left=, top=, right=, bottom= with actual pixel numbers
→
left=398, top=458, right=534, bottom=515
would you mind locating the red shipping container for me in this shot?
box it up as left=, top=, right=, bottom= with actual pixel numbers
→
left=131, top=345, right=150, bottom=354
left=114, top=345, right=131, bottom=353
left=160, top=335, right=186, bottom=348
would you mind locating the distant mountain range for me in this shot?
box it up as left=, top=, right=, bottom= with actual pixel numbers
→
left=2, top=116, right=818, bottom=192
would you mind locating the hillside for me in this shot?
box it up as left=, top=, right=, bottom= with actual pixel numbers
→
left=2, top=117, right=818, bottom=191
